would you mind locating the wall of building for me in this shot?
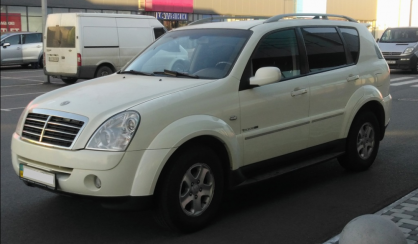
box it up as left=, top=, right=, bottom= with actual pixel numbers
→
left=1, top=0, right=138, bottom=11
left=326, top=0, right=378, bottom=21
left=193, top=0, right=296, bottom=17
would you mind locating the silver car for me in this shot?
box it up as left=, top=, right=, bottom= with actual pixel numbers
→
left=1, top=32, right=43, bottom=68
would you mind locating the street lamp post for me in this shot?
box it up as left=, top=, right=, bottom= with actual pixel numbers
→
left=42, top=0, right=50, bottom=84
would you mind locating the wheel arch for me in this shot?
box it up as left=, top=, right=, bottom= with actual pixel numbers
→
left=95, top=62, right=116, bottom=76
left=129, top=115, right=240, bottom=196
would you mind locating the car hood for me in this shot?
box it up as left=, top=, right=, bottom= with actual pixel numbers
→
left=378, top=42, right=418, bottom=53
left=31, top=73, right=213, bottom=119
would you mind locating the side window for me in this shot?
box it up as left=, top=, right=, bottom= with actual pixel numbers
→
left=153, top=28, right=166, bottom=40
left=251, top=29, right=301, bottom=79
left=301, top=27, right=347, bottom=72
left=23, top=34, right=41, bottom=44
left=5, top=35, right=21, bottom=45
left=340, top=28, right=360, bottom=64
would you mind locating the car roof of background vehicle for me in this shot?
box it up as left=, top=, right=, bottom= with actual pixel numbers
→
left=1, top=31, right=42, bottom=40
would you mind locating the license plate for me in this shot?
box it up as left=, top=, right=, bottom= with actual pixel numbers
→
left=49, top=56, right=59, bottom=62
left=386, top=60, right=396, bottom=64
left=20, top=164, right=56, bottom=188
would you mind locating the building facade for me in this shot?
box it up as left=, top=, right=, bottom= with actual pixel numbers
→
left=1, top=0, right=416, bottom=36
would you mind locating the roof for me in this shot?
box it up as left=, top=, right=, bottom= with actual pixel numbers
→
left=175, top=20, right=265, bottom=31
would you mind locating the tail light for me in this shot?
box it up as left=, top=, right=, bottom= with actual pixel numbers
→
left=43, top=52, right=46, bottom=66
left=77, top=53, right=82, bottom=66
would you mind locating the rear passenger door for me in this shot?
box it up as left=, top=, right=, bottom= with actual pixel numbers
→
left=302, top=27, right=361, bottom=147
left=22, top=33, right=42, bottom=63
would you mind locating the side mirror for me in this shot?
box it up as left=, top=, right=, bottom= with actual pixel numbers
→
left=376, top=38, right=380, bottom=42
left=2, top=42, right=11, bottom=48
left=249, top=67, right=281, bottom=87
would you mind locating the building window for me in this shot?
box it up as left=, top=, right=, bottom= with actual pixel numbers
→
left=86, top=9, right=102, bottom=13
left=28, top=7, right=42, bottom=32
left=52, top=8, right=69, bottom=13
left=1, top=6, right=28, bottom=32
left=70, top=9, right=86, bottom=13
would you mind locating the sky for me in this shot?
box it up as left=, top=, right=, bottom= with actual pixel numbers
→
left=296, top=0, right=327, bottom=13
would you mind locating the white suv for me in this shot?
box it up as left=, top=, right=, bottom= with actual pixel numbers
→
left=12, top=14, right=392, bottom=232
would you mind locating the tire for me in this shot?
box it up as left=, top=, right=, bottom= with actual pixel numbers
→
left=95, top=66, right=113, bottom=77
left=338, top=111, right=380, bottom=171
left=38, top=55, right=44, bottom=68
left=154, top=145, right=224, bottom=232
left=21, top=64, right=29, bottom=68
left=411, top=60, right=418, bottom=74
left=61, top=78, right=78, bottom=84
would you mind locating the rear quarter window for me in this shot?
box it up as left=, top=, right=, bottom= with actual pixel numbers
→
left=340, top=27, right=360, bottom=64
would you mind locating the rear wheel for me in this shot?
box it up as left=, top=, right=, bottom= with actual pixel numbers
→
left=338, top=111, right=380, bottom=171
left=21, top=64, right=29, bottom=68
left=61, top=78, right=78, bottom=84
left=95, top=65, right=113, bottom=77
left=154, top=145, right=224, bottom=232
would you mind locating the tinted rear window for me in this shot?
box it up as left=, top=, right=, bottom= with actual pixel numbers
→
left=302, top=27, right=347, bottom=72
left=340, top=28, right=359, bottom=64
left=47, top=26, right=76, bottom=48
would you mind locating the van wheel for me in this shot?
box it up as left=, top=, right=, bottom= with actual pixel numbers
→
left=21, top=64, right=29, bottom=68
left=95, top=66, right=113, bottom=77
left=38, top=55, right=44, bottom=68
left=154, top=146, right=224, bottom=232
left=338, top=111, right=380, bottom=171
left=61, top=78, right=78, bottom=84
left=171, top=60, right=186, bottom=72
left=411, top=60, right=418, bottom=74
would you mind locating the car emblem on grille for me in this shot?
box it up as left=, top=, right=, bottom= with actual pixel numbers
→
left=60, top=101, right=70, bottom=106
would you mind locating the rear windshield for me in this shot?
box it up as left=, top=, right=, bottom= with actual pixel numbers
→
left=46, top=26, right=76, bottom=48
left=380, top=28, right=418, bottom=43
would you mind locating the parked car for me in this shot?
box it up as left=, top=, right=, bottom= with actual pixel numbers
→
left=377, top=27, right=418, bottom=73
left=1, top=32, right=43, bottom=68
left=43, top=13, right=166, bottom=84
left=12, top=13, right=391, bottom=232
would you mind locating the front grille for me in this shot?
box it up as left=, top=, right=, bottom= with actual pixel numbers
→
left=382, top=52, right=402, bottom=56
left=22, top=112, right=85, bottom=148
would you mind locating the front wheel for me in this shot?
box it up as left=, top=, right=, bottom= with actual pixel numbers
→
left=154, top=146, right=224, bottom=232
left=338, top=111, right=380, bottom=171
left=61, top=78, right=78, bottom=84
left=95, top=66, right=113, bottom=77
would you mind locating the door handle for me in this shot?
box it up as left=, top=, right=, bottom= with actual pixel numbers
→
left=347, top=74, right=360, bottom=82
left=291, top=87, right=308, bottom=97
left=37, top=45, right=41, bottom=48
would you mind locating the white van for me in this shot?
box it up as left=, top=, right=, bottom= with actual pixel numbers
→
left=44, top=13, right=166, bottom=84
left=377, top=27, right=418, bottom=74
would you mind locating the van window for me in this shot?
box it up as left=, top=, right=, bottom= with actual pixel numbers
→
left=47, top=26, right=76, bottom=48
left=252, top=29, right=300, bottom=79
left=154, top=28, right=166, bottom=39
left=301, top=27, right=347, bottom=72
left=380, top=28, right=418, bottom=43
left=23, top=33, right=42, bottom=44
left=340, top=28, right=359, bottom=64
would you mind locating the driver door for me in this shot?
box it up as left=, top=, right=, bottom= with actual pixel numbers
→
left=1, top=34, right=22, bottom=65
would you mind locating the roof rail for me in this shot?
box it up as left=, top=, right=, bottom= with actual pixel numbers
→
left=188, top=16, right=269, bottom=26
left=264, top=13, right=358, bottom=23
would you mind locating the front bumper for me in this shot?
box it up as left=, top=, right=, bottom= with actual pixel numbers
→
left=11, top=133, right=147, bottom=198
left=384, top=53, right=417, bottom=70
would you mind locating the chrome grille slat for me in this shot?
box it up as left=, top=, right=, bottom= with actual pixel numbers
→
left=22, top=130, right=42, bottom=136
left=21, top=111, right=87, bottom=149
left=42, top=135, right=74, bottom=142
left=44, top=128, right=77, bottom=136
left=47, top=121, right=82, bottom=129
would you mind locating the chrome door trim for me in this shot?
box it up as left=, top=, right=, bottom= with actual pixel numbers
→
left=245, top=121, right=310, bottom=140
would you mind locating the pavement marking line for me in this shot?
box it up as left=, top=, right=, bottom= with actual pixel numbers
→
left=0, top=70, right=44, bottom=74
left=1, top=92, right=45, bottom=97
left=390, top=77, right=413, bottom=82
left=390, top=79, right=418, bottom=86
left=1, top=77, right=44, bottom=82
left=411, top=84, right=418, bottom=87
left=1, top=107, right=26, bottom=111
left=1, top=83, right=43, bottom=88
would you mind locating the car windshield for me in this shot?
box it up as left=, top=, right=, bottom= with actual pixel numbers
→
left=123, top=29, right=252, bottom=79
left=380, top=28, right=418, bottom=43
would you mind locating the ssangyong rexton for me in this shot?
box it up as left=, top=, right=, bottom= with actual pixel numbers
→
left=12, top=14, right=392, bottom=232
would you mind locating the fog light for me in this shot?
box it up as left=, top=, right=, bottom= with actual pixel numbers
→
left=94, top=176, right=101, bottom=189
left=400, top=58, right=410, bottom=61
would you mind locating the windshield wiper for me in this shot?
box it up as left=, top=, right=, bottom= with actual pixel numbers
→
left=119, top=70, right=154, bottom=76
left=154, top=69, right=199, bottom=79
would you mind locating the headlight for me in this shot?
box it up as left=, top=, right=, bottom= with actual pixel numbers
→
left=86, top=111, right=140, bottom=151
left=403, top=47, right=415, bottom=54
left=15, top=101, right=33, bottom=136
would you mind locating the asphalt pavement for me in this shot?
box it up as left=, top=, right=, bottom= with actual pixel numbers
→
left=1, top=66, right=418, bottom=244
